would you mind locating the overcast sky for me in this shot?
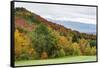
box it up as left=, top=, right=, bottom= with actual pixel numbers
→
left=15, top=2, right=96, bottom=25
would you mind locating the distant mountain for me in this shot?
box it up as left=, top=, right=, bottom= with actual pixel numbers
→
left=15, top=7, right=96, bottom=40
left=45, top=18, right=96, bottom=35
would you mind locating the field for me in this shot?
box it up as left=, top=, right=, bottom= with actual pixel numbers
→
left=15, top=56, right=96, bottom=66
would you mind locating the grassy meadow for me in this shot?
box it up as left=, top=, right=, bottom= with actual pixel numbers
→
left=15, top=56, right=96, bottom=66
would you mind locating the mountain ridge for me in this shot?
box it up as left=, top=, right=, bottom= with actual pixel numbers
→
left=45, top=18, right=96, bottom=34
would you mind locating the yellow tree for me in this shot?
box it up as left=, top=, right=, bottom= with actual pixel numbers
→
left=15, top=29, right=34, bottom=60
left=58, top=35, right=73, bottom=56
left=71, top=43, right=81, bottom=56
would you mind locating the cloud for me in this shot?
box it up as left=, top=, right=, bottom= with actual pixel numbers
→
left=41, top=14, right=96, bottom=24
left=15, top=2, right=96, bottom=24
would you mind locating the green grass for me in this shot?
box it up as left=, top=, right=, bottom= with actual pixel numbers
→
left=15, top=56, right=96, bottom=66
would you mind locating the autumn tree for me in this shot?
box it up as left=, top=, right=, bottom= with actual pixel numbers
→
left=15, top=29, right=36, bottom=60
left=71, top=43, right=81, bottom=56
left=30, top=24, right=60, bottom=59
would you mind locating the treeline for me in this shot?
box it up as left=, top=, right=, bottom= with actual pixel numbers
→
left=15, top=24, right=96, bottom=60
left=15, top=7, right=96, bottom=61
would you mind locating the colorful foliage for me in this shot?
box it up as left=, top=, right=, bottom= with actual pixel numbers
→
left=14, top=8, right=97, bottom=61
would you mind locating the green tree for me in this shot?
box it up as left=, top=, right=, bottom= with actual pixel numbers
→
left=57, top=49, right=65, bottom=57
left=30, top=24, right=59, bottom=59
left=72, top=34, right=79, bottom=43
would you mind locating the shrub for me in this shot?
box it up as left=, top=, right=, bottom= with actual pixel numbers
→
left=63, top=45, right=73, bottom=56
left=84, top=45, right=96, bottom=56
left=18, top=53, right=30, bottom=60
left=41, top=52, right=48, bottom=59
left=57, top=49, right=65, bottom=57
left=91, top=46, right=96, bottom=55
left=84, top=44, right=91, bottom=55
left=89, top=40, right=96, bottom=47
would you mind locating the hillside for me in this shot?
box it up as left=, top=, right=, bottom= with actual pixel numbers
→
left=14, top=7, right=96, bottom=61
left=15, top=7, right=96, bottom=40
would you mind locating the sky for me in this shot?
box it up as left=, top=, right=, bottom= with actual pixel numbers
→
left=15, top=2, right=96, bottom=25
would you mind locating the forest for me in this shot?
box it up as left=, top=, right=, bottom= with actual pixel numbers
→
left=15, top=8, right=97, bottom=61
